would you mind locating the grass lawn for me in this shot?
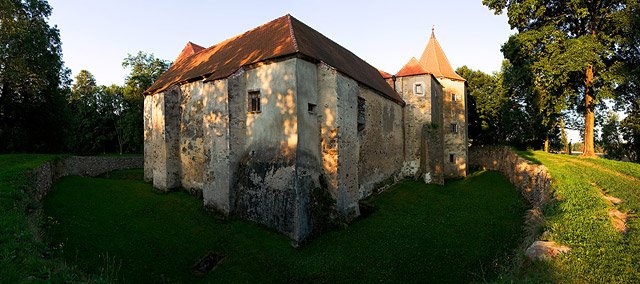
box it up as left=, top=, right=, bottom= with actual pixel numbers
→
left=516, top=151, right=640, bottom=283
left=0, top=154, right=86, bottom=282
left=43, top=169, right=526, bottom=283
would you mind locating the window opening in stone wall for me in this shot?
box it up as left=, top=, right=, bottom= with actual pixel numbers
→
left=308, top=103, right=317, bottom=114
left=449, top=153, right=455, bottom=163
left=450, top=123, right=458, bottom=133
left=451, top=93, right=456, bottom=101
left=248, top=90, right=261, bottom=113
left=357, top=97, right=366, bottom=132
left=414, top=83, right=424, bottom=96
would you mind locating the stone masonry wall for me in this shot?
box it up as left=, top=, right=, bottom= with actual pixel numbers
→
left=440, top=78, right=467, bottom=178
left=31, top=156, right=143, bottom=203
left=469, top=146, right=552, bottom=208
left=394, top=74, right=444, bottom=184
left=357, top=85, right=404, bottom=198
left=396, top=74, right=434, bottom=178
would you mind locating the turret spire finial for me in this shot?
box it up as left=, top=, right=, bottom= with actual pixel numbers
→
left=431, top=25, right=435, bottom=37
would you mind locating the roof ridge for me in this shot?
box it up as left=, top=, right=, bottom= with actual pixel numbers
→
left=286, top=14, right=299, bottom=52
left=191, top=14, right=293, bottom=59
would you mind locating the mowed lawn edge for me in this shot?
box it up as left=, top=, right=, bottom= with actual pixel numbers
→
left=44, top=169, right=527, bottom=283
left=515, top=151, right=640, bottom=283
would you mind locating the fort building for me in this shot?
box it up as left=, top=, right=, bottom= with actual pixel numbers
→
left=143, top=15, right=467, bottom=242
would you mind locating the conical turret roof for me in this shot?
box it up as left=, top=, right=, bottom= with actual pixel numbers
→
left=396, top=57, right=429, bottom=77
left=418, top=29, right=464, bottom=81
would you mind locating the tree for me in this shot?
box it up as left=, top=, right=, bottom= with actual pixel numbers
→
left=70, top=70, right=97, bottom=101
left=67, top=70, right=102, bottom=154
left=483, top=0, right=635, bottom=157
left=67, top=71, right=126, bottom=154
left=621, top=109, right=640, bottom=162
left=456, top=66, right=507, bottom=146
left=613, top=2, right=640, bottom=162
left=122, top=51, right=170, bottom=100
left=601, top=112, right=625, bottom=160
left=120, top=52, right=170, bottom=153
left=99, top=84, right=125, bottom=154
left=0, top=0, right=69, bottom=152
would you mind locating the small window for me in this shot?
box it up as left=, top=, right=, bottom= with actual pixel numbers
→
left=308, top=103, right=317, bottom=114
left=449, top=154, right=455, bottom=163
left=451, top=93, right=456, bottom=101
left=450, top=123, right=458, bottom=133
left=357, top=97, right=366, bottom=132
left=248, top=90, right=261, bottom=113
left=414, top=83, right=424, bottom=96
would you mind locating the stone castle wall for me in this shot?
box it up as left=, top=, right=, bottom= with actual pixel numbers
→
left=394, top=74, right=445, bottom=184
left=143, top=57, right=429, bottom=242
left=469, top=146, right=552, bottom=208
left=440, top=78, right=467, bottom=178
left=31, top=156, right=143, bottom=203
left=357, top=84, right=404, bottom=199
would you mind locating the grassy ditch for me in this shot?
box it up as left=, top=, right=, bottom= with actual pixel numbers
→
left=0, top=154, right=90, bottom=282
left=44, top=169, right=526, bottom=283
left=514, top=151, right=640, bottom=283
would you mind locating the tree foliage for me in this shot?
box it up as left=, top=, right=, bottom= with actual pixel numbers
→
left=0, top=0, right=69, bottom=152
left=65, top=51, right=169, bottom=155
left=600, top=112, right=626, bottom=160
left=483, top=0, right=637, bottom=156
left=120, top=52, right=170, bottom=153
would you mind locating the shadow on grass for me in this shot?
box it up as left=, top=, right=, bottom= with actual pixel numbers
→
left=44, top=169, right=527, bottom=283
left=515, top=150, right=543, bottom=165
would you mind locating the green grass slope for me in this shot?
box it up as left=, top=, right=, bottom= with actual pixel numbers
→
left=0, top=154, right=88, bottom=282
left=517, top=151, right=640, bottom=283
left=44, top=169, right=526, bottom=283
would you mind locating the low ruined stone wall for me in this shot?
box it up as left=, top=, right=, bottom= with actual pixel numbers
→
left=469, top=146, right=552, bottom=208
left=30, top=156, right=143, bottom=202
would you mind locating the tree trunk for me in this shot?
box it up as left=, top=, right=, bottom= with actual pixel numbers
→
left=544, top=135, right=550, bottom=152
left=583, top=65, right=596, bottom=157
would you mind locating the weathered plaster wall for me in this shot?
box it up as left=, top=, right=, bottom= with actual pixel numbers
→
left=317, top=63, right=360, bottom=219
left=202, top=79, right=232, bottom=214
left=143, top=95, right=154, bottom=182
left=232, top=58, right=301, bottom=239
left=148, top=87, right=182, bottom=191
left=395, top=74, right=444, bottom=184
left=178, top=81, right=206, bottom=192
left=357, top=85, right=404, bottom=197
left=396, top=74, right=433, bottom=177
left=440, top=78, right=468, bottom=178
left=294, top=59, right=321, bottom=240
left=424, top=76, right=445, bottom=184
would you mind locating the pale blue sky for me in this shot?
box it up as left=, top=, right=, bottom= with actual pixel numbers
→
left=48, top=0, right=513, bottom=86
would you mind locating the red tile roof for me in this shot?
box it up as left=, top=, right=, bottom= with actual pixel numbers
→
left=174, top=41, right=205, bottom=63
left=418, top=30, right=465, bottom=81
left=396, top=57, right=429, bottom=77
left=378, top=69, right=393, bottom=79
left=145, top=15, right=403, bottom=105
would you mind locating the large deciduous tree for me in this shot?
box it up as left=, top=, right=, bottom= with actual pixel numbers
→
left=121, top=52, right=169, bottom=152
left=0, top=0, right=69, bottom=152
left=484, top=0, right=635, bottom=157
